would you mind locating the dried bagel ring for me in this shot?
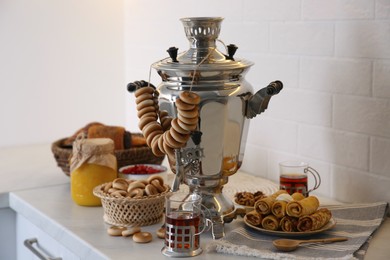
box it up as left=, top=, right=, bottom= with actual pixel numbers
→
left=147, top=175, right=164, bottom=186
left=107, top=226, right=126, bottom=236
left=156, top=227, right=165, bottom=239
left=133, top=232, right=153, bottom=243
left=112, top=178, right=128, bottom=190
left=134, top=86, right=154, bottom=97
left=151, top=134, right=164, bottom=157
left=126, top=179, right=135, bottom=184
left=171, top=118, right=190, bottom=135
left=122, top=226, right=141, bottom=237
left=111, top=190, right=127, bottom=198
left=163, top=141, right=175, bottom=159
left=146, top=129, right=163, bottom=147
left=163, top=184, right=170, bottom=191
left=163, top=131, right=183, bottom=149
left=151, top=179, right=166, bottom=193
left=179, top=91, right=200, bottom=105
left=145, top=184, right=158, bottom=196
left=140, top=179, right=149, bottom=185
left=169, top=127, right=189, bottom=144
left=177, top=113, right=198, bottom=125
left=135, top=93, right=153, bottom=104
left=176, top=98, right=196, bottom=110
left=137, top=106, right=156, bottom=118
left=160, top=116, right=173, bottom=131
left=103, top=182, right=112, bottom=193
left=127, top=181, right=146, bottom=192
left=128, top=188, right=144, bottom=198
left=108, top=188, right=120, bottom=194
left=178, top=108, right=198, bottom=118
left=143, top=122, right=163, bottom=139
left=157, top=134, right=166, bottom=154
left=141, top=111, right=158, bottom=119
left=138, top=116, right=156, bottom=131
left=159, top=110, right=169, bottom=118
left=136, top=99, right=155, bottom=110
left=177, top=119, right=197, bottom=132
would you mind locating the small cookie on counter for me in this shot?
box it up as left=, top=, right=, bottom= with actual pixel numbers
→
left=107, top=226, right=127, bottom=236
left=122, top=226, right=141, bottom=237
left=133, top=232, right=153, bottom=243
left=156, top=227, right=165, bottom=239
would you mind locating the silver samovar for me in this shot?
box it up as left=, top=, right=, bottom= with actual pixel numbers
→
left=129, top=17, right=282, bottom=239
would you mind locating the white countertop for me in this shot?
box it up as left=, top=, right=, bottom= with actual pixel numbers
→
left=0, top=143, right=69, bottom=207
left=1, top=143, right=389, bottom=259
left=8, top=174, right=275, bottom=260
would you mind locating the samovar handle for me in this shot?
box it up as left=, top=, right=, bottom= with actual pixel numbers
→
left=127, top=80, right=156, bottom=92
left=246, top=80, right=283, bottom=119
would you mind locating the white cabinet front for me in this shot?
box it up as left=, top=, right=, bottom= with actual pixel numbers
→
left=16, top=214, right=79, bottom=260
left=0, top=207, right=16, bottom=260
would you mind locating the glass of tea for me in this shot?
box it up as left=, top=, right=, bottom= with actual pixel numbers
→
left=279, top=161, right=321, bottom=197
left=161, top=192, right=209, bottom=257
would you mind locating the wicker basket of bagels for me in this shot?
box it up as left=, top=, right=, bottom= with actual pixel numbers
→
left=51, top=122, right=165, bottom=176
left=93, top=175, right=170, bottom=227
left=240, top=190, right=333, bottom=232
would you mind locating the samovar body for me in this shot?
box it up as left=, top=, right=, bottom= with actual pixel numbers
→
left=148, top=17, right=282, bottom=239
left=157, top=79, right=252, bottom=237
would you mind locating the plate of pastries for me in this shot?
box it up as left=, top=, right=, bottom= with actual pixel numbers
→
left=234, top=190, right=268, bottom=210
left=243, top=190, right=335, bottom=237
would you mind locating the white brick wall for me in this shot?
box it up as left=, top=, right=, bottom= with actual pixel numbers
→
left=302, top=0, right=374, bottom=20
left=124, top=0, right=390, bottom=205
left=298, top=125, right=370, bottom=171
left=374, top=61, right=390, bottom=98
left=371, top=137, right=390, bottom=177
left=334, top=95, right=390, bottom=138
left=376, top=0, right=390, bottom=18
left=300, top=57, right=372, bottom=96
left=336, top=21, right=390, bottom=58
left=271, top=22, right=335, bottom=55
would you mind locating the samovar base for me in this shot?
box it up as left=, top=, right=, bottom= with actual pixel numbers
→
left=189, top=186, right=235, bottom=239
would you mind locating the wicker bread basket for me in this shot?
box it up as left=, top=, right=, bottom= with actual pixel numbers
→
left=93, top=183, right=170, bottom=227
left=51, top=134, right=165, bottom=176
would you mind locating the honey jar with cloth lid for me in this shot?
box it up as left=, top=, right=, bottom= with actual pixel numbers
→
left=70, top=137, right=117, bottom=206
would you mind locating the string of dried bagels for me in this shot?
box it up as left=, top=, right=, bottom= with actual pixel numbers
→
left=135, top=86, right=200, bottom=160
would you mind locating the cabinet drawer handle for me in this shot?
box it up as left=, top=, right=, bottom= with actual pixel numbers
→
left=24, top=238, right=62, bottom=260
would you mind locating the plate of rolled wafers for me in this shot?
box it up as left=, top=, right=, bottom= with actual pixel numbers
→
left=243, top=190, right=336, bottom=237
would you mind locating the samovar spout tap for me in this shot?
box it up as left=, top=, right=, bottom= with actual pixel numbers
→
left=171, top=131, right=204, bottom=192
left=246, top=80, right=283, bottom=119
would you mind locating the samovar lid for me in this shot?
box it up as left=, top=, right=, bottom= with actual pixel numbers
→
left=152, top=17, right=253, bottom=77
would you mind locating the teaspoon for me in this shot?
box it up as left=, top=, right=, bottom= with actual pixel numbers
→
left=273, top=237, right=348, bottom=252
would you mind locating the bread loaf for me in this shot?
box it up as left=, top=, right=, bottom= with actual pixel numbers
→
left=63, top=122, right=136, bottom=149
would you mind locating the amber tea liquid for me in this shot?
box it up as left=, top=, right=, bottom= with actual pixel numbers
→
left=280, top=174, right=308, bottom=196
left=165, top=211, right=200, bottom=250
